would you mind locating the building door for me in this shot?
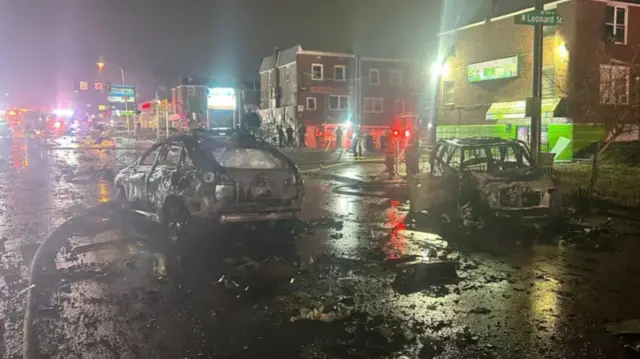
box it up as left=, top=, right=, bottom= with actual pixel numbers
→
left=516, top=126, right=529, bottom=143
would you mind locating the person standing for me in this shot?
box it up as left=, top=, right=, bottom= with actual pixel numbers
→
left=298, top=123, right=307, bottom=147
left=351, top=126, right=363, bottom=159
left=384, top=128, right=398, bottom=179
left=286, top=125, right=294, bottom=147
left=335, top=126, right=343, bottom=149
left=314, top=125, right=322, bottom=149
left=277, top=125, right=285, bottom=148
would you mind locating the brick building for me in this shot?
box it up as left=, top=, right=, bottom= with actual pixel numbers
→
left=259, top=45, right=417, bottom=148
left=435, top=0, right=640, bottom=160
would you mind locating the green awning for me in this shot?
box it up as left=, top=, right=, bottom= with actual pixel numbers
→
left=486, top=98, right=566, bottom=120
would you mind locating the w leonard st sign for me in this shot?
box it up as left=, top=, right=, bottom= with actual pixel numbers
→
left=514, top=9, right=563, bottom=26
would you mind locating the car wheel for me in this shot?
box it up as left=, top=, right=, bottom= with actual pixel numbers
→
left=116, top=186, right=130, bottom=211
left=163, top=200, right=192, bottom=244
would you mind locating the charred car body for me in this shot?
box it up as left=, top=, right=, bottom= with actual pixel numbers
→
left=412, top=137, right=561, bottom=225
left=114, top=131, right=304, bottom=239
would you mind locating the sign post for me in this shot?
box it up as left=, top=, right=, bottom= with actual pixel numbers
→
left=514, top=4, right=563, bottom=164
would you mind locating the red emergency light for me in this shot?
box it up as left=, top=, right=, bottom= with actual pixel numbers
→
left=392, top=130, right=399, bottom=137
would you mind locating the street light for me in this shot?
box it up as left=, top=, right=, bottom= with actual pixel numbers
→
left=97, top=57, right=131, bottom=136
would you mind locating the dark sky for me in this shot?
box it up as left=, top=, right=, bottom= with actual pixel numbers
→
left=0, top=0, right=481, bottom=107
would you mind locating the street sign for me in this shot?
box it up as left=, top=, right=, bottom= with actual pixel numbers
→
left=514, top=10, right=563, bottom=26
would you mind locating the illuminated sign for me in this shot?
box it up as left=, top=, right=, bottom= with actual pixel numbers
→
left=108, top=85, right=136, bottom=103
left=207, top=87, right=236, bottom=110
left=468, top=56, right=519, bottom=83
left=485, top=98, right=562, bottom=120
left=98, top=105, right=110, bottom=111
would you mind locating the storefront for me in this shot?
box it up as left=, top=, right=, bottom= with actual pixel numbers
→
left=437, top=98, right=604, bottom=161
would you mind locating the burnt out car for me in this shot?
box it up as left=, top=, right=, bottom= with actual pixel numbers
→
left=114, top=131, right=304, bottom=240
left=418, top=137, right=561, bottom=225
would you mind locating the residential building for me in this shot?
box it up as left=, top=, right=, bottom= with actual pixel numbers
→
left=435, top=0, right=640, bottom=160
left=259, top=45, right=417, bottom=148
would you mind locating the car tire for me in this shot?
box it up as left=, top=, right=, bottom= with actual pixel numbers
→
left=163, top=199, right=193, bottom=244
left=162, top=199, right=193, bottom=277
left=116, top=186, right=130, bottom=211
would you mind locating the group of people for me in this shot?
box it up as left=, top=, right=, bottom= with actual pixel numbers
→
left=275, top=123, right=307, bottom=148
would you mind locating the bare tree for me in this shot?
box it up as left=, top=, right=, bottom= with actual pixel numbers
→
left=550, top=45, right=640, bottom=195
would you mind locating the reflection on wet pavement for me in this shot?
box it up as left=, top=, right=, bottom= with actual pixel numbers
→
left=3, top=140, right=640, bottom=358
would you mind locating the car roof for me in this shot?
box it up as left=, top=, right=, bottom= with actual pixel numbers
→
left=161, top=131, right=273, bottom=150
left=438, top=137, right=521, bottom=148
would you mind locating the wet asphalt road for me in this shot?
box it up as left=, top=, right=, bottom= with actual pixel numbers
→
left=3, top=137, right=640, bottom=358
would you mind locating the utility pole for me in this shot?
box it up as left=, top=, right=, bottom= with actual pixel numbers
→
left=530, top=0, right=544, bottom=164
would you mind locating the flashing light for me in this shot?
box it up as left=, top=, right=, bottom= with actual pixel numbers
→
left=345, top=120, right=353, bottom=128
left=431, top=61, right=450, bottom=80
left=53, top=121, right=61, bottom=129
left=557, top=42, right=569, bottom=59
left=405, top=129, right=410, bottom=137
left=427, top=122, right=433, bottom=129
left=54, top=108, right=74, bottom=117
left=392, top=129, right=399, bottom=137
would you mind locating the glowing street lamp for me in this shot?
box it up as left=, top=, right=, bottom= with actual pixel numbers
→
left=97, top=56, right=130, bottom=136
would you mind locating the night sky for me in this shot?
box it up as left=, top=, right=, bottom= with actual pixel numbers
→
left=0, top=0, right=552, bottom=107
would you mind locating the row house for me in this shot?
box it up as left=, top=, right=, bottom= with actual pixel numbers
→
left=259, top=45, right=418, bottom=148
left=435, top=0, right=640, bottom=160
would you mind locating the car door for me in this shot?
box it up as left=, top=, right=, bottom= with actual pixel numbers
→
left=146, top=141, right=185, bottom=213
left=410, top=144, right=456, bottom=213
left=128, top=143, right=163, bottom=208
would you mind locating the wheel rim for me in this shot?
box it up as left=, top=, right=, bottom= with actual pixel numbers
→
left=118, top=189, right=128, bottom=209
left=167, top=205, right=187, bottom=242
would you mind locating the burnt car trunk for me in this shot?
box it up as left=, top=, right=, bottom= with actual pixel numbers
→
left=217, top=169, right=300, bottom=210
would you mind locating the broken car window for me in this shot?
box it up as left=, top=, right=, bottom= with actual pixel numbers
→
left=211, top=148, right=289, bottom=169
left=139, top=146, right=162, bottom=166
left=159, top=144, right=183, bottom=166
left=461, top=148, right=489, bottom=171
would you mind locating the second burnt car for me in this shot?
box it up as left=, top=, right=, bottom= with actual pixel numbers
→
left=422, top=137, right=561, bottom=226
left=114, top=130, right=304, bottom=240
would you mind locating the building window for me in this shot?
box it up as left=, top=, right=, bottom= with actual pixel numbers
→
left=369, top=69, right=380, bottom=85
left=443, top=81, right=455, bottom=105
left=600, top=64, right=629, bottom=104
left=187, top=86, right=195, bottom=96
left=605, top=5, right=627, bottom=44
left=334, top=65, right=346, bottom=81
left=389, top=70, right=402, bottom=86
left=311, top=64, right=323, bottom=80
left=329, top=95, right=348, bottom=110
left=542, top=66, right=556, bottom=99
left=394, top=100, right=405, bottom=115
left=306, top=97, right=317, bottom=110
left=364, top=98, right=384, bottom=113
